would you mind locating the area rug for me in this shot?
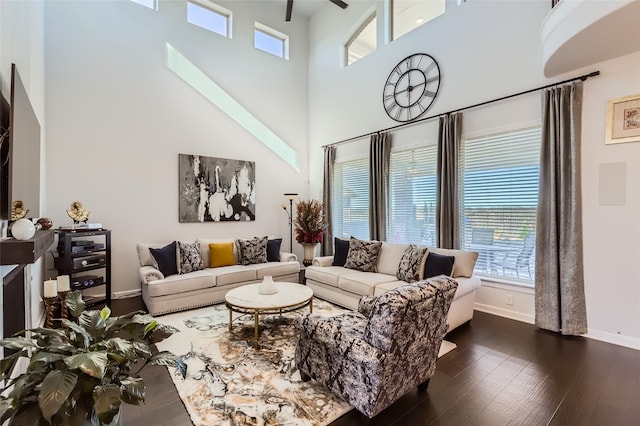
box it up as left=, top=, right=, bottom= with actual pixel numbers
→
left=156, top=299, right=456, bottom=426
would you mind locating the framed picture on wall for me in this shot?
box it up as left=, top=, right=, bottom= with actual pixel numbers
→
left=606, top=94, right=640, bottom=144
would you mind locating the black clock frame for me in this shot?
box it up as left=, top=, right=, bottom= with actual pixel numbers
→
left=383, top=53, right=441, bottom=123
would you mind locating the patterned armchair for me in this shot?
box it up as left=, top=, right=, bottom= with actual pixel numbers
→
left=294, top=275, right=458, bottom=418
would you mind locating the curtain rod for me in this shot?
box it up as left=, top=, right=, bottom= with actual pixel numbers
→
left=323, top=70, right=600, bottom=148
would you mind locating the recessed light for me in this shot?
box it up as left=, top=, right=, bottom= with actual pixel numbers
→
left=416, top=17, right=425, bottom=24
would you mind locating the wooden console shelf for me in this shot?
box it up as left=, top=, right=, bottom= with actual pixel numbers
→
left=0, top=230, right=55, bottom=265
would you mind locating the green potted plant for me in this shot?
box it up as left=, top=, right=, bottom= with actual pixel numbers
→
left=0, top=291, right=186, bottom=425
left=294, top=199, right=327, bottom=265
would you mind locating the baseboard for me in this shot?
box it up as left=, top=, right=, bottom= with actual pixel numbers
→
left=112, top=289, right=141, bottom=299
left=474, top=302, right=535, bottom=324
left=586, top=328, right=640, bottom=351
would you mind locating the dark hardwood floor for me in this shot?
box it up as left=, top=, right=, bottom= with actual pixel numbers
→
left=112, top=297, right=640, bottom=425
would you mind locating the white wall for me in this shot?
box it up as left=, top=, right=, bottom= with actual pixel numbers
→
left=308, top=1, right=640, bottom=349
left=44, top=0, right=311, bottom=294
left=0, top=0, right=46, bottom=330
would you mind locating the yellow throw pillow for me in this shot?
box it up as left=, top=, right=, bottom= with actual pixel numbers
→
left=209, top=242, right=235, bottom=267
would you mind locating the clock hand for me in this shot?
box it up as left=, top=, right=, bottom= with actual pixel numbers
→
left=395, top=81, right=426, bottom=95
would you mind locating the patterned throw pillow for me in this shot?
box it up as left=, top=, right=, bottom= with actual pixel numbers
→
left=344, top=237, right=383, bottom=272
left=396, top=244, right=427, bottom=283
left=237, top=236, right=268, bottom=265
left=177, top=241, right=203, bottom=274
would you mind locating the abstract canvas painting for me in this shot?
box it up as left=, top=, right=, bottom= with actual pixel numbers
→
left=179, top=154, right=255, bottom=222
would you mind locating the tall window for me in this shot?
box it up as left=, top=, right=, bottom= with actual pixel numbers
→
left=332, top=158, right=370, bottom=240
left=254, top=22, right=289, bottom=59
left=345, top=13, right=377, bottom=66
left=130, top=0, right=158, bottom=10
left=187, top=0, right=232, bottom=38
left=459, top=126, right=541, bottom=284
left=387, top=146, right=437, bottom=245
left=391, top=0, right=445, bottom=41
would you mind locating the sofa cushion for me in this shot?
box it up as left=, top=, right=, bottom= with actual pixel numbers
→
left=267, top=238, right=282, bottom=262
left=427, top=248, right=479, bottom=278
left=209, top=242, right=235, bottom=268
left=146, top=269, right=216, bottom=297
left=237, top=236, right=268, bottom=265
left=177, top=241, right=204, bottom=274
left=396, top=245, right=427, bottom=283
left=376, top=242, right=410, bottom=276
left=421, top=251, right=455, bottom=279
left=305, top=265, right=354, bottom=288
left=205, top=265, right=258, bottom=286
left=332, top=238, right=350, bottom=266
left=245, top=261, right=300, bottom=279
left=373, top=280, right=407, bottom=297
left=338, top=272, right=397, bottom=296
left=197, top=238, right=239, bottom=268
left=344, top=237, right=382, bottom=273
left=149, top=241, right=178, bottom=277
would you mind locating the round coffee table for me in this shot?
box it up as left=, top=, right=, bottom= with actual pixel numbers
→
left=225, top=282, right=313, bottom=349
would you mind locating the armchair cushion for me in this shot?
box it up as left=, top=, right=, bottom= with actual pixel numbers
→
left=357, top=295, right=377, bottom=317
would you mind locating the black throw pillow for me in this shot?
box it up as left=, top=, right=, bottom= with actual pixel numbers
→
left=267, top=238, right=282, bottom=262
left=423, top=252, right=455, bottom=279
left=332, top=237, right=350, bottom=266
left=149, top=241, right=178, bottom=277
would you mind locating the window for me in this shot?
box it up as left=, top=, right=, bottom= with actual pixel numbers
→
left=346, top=13, right=377, bottom=66
left=459, top=126, right=541, bottom=284
left=391, top=0, right=445, bottom=41
left=187, top=0, right=232, bottom=38
left=130, top=0, right=158, bottom=10
left=387, top=146, right=437, bottom=245
left=332, top=158, right=370, bottom=240
left=254, top=22, right=289, bottom=59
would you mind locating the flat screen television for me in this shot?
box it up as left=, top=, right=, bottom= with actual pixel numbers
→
left=0, top=64, right=41, bottom=223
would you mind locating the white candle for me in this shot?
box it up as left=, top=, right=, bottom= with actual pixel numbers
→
left=44, top=280, right=58, bottom=298
left=57, top=275, right=70, bottom=292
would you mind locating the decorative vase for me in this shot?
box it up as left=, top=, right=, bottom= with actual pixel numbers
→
left=302, top=243, right=318, bottom=267
left=10, top=218, right=36, bottom=240
left=258, top=275, right=278, bottom=295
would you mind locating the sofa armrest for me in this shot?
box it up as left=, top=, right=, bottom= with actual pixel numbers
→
left=312, top=256, right=334, bottom=267
left=139, top=265, right=164, bottom=284
left=279, top=252, right=298, bottom=262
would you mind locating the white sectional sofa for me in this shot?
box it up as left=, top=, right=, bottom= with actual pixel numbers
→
left=305, top=241, right=481, bottom=331
left=137, top=238, right=300, bottom=315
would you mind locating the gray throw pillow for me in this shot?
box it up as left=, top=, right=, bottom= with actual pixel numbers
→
left=344, top=237, right=382, bottom=272
left=396, top=244, right=427, bottom=283
left=177, top=241, right=203, bottom=274
left=237, top=236, right=268, bottom=265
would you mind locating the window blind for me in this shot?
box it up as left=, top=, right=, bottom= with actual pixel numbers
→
left=332, top=157, right=370, bottom=240
left=387, top=146, right=437, bottom=245
left=459, top=126, right=541, bottom=283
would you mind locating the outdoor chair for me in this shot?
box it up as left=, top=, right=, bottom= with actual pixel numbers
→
left=494, top=233, right=535, bottom=279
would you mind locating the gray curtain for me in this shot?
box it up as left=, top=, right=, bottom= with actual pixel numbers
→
left=535, top=81, right=587, bottom=335
left=322, top=145, right=336, bottom=256
left=436, top=112, right=462, bottom=249
left=369, top=132, right=390, bottom=241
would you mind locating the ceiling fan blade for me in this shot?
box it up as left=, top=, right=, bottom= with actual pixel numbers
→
left=285, top=0, right=293, bottom=22
left=328, top=0, right=348, bottom=9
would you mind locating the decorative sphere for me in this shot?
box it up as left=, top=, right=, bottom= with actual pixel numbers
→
left=11, top=218, right=36, bottom=240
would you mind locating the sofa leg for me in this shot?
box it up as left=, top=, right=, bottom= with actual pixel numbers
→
left=300, top=371, right=311, bottom=382
left=417, top=378, right=430, bottom=392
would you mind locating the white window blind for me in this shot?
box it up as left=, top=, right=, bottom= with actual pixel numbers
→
left=387, top=146, right=437, bottom=245
left=332, top=158, right=370, bottom=240
left=459, top=126, right=541, bottom=283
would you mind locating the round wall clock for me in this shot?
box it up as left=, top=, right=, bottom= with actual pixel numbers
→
left=383, top=53, right=440, bottom=122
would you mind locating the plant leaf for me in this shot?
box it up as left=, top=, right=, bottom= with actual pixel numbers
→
left=78, top=310, right=106, bottom=339
left=65, top=290, right=85, bottom=318
left=143, top=320, right=157, bottom=336
left=100, top=306, right=112, bottom=321
left=29, top=351, right=65, bottom=367
left=146, top=323, right=179, bottom=344
left=148, top=352, right=187, bottom=379
left=120, top=377, right=145, bottom=405
left=0, top=336, right=37, bottom=350
left=64, top=352, right=108, bottom=378
left=0, top=351, right=24, bottom=376
left=104, top=310, right=145, bottom=334
left=8, top=401, right=41, bottom=426
left=93, top=384, right=121, bottom=424
left=60, top=318, right=92, bottom=349
left=0, top=398, right=14, bottom=423
left=38, top=370, right=77, bottom=422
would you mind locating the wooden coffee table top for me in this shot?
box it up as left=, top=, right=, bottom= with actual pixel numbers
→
left=225, top=282, right=313, bottom=312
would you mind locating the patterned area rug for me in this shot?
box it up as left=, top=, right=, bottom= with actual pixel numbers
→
left=156, top=299, right=456, bottom=426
